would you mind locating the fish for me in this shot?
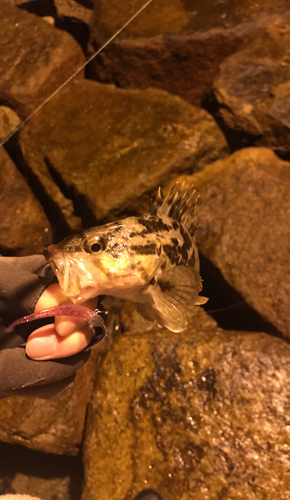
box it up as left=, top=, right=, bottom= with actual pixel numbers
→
left=44, top=183, right=207, bottom=332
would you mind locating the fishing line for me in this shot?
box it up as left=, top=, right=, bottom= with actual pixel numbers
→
left=0, top=0, right=154, bottom=148
left=205, top=300, right=246, bottom=314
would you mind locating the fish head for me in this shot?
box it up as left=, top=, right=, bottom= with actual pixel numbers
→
left=44, top=218, right=160, bottom=302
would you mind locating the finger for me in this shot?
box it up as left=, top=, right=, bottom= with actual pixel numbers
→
left=35, top=283, right=68, bottom=312
left=54, top=297, right=98, bottom=337
left=26, top=323, right=95, bottom=360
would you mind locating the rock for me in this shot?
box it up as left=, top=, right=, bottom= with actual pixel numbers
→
left=0, top=352, right=96, bottom=455
left=0, top=147, right=52, bottom=255
left=212, top=15, right=290, bottom=153
left=0, top=106, right=21, bottom=144
left=167, top=147, right=290, bottom=339
left=19, top=79, right=227, bottom=230
left=0, top=3, right=85, bottom=118
left=0, top=440, right=82, bottom=500
left=55, top=0, right=93, bottom=26
left=88, top=0, right=290, bottom=105
left=83, top=308, right=290, bottom=500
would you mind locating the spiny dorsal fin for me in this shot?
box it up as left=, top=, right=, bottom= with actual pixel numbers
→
left=154, top=183, right=199, bottom=237
left=149, top=186, right=163, bottom=215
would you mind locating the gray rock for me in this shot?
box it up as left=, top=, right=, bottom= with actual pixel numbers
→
left=19, top=79, right=227, bottom=230
left=167, top=147, right=290, bottom=339
left=0, top=3, right=85, bottom=117
left=212, top=15, right=290, bottom=153
left=0, top=147, right=52, bottom=255
left=83, top=308, right=290, bottom=500
left=88, top=0, right=290, bottom=105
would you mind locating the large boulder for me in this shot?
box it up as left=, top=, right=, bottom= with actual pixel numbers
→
left=88, top=0, right=290, bottom=105
left=212, top=15, right=290, bottom=154
left=0, top=3, right=85, bottom=118
left=167, top=147, right=290, bottom=339
left=83, top=308, right=290, bottom=500
left=19, top=79, right=227, bottom=231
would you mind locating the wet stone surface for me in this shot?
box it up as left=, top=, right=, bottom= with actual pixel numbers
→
left=0, top=2, right=85, bottom=118
left=211, top=15, right=290, bottom=153
left=0, top=146, right=52, bottom=255
left=83, top=308, right=290, bottom=500
left=19, top=79, right=227, bottom=229
left=167, top=147, right=290, bottom=339
left=88, top=0, right=290, bottom=105
left=0, top=355, right=96, bottom=455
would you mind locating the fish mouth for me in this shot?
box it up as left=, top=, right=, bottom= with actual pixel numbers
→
left=44, top=245, right=95, bottom=301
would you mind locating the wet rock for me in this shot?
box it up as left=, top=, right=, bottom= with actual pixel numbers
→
left=88, top=0, right=290, bottom=105
left=0, top=106, right=21, bottom=144
left=0, top=147, right=52, bottom=255
left=167, top=147, right=290, bottom=339
left=0, top=353, right=96, bottom=455
left=212, top=15, right=290, bottom=153
left=0, top=3, right=85, bottom=117
left=83, top=308, right=290, bottom=500
left=19, top=79, right=227, bottom=230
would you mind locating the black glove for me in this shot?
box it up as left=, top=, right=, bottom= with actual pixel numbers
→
left=0, top=255, right=105, bottom=398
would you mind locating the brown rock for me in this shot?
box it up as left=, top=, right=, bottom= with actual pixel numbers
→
left=88, top=0, right=290, bottom=105
left=0, top=353, right=96, bottom=455
left=0, top=106, right=21, bottom=144
left=212, top=15, right=290, bottom=153
left=167, top=147, right=290, bottom=338
left=55, top=0, right=93, bottom=25
left=83, top=308, right=290, bottom=500
left=19, top=79, right=227, bottom=229
left=0, top=3, right=85, bottom=118
left=0, top=147, right=52, bottom=255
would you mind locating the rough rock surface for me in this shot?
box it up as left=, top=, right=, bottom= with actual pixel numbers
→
left=0, top=3, right=85, bottom=118
left=167, top=147, right=290, bottom=339
left=0, top=106, right=21, bottom=144
left=19, top=79, right=227, bottom=229
left=212, top=15, right=290, bottom=153
left=0, top=354, right=96, bottom=455
left=0, top=147, right=52, bottom=255
left=83, top=308, right=290, bottom=500
left=0, top=440, right=82, bottom=500
left=55, top=0, right=93, bottom=26
left=88, top=0, right=290, bottom=105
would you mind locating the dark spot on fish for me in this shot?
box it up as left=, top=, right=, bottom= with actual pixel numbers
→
left=149, top=277, right=156, bottom=285
left=137, top=216, right=171, bottom=234
left=108, top=242, right=124, bottom=259
left=158, top=279, right=172, bottom=292
left=172, top=221, right=179, bottom=231
left=163, top=244, right=179, bottom=264
left=171, top=237, right=178, bottom=246
left=131, top=243, right=157, bottom=255
left=129, top=231, right=145, bottom=238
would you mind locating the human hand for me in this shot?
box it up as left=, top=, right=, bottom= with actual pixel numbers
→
left=26, top=284, right=97, bottom=360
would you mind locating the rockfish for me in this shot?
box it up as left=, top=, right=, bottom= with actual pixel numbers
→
left=44, top=184, right=207, bottom=332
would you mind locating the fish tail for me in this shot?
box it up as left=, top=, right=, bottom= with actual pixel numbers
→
left=154, top=182, right=198, bottom=236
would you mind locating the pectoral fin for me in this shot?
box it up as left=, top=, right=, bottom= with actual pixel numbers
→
left=136, top=266, right=207, bottom=332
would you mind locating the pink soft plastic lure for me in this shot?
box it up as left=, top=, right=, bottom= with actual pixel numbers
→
left=7, top=304, right=105, bottom=333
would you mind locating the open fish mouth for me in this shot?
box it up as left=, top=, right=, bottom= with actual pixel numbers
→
left=44, top=245, right=95, bottom=301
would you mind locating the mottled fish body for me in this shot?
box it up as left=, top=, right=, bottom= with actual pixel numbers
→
left=45, top=184, right=207, bottom=332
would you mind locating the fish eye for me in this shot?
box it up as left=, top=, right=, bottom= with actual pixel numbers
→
left=91, top=242, right=102, bottom=253
left=84, top=238, right=106, bottom=254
